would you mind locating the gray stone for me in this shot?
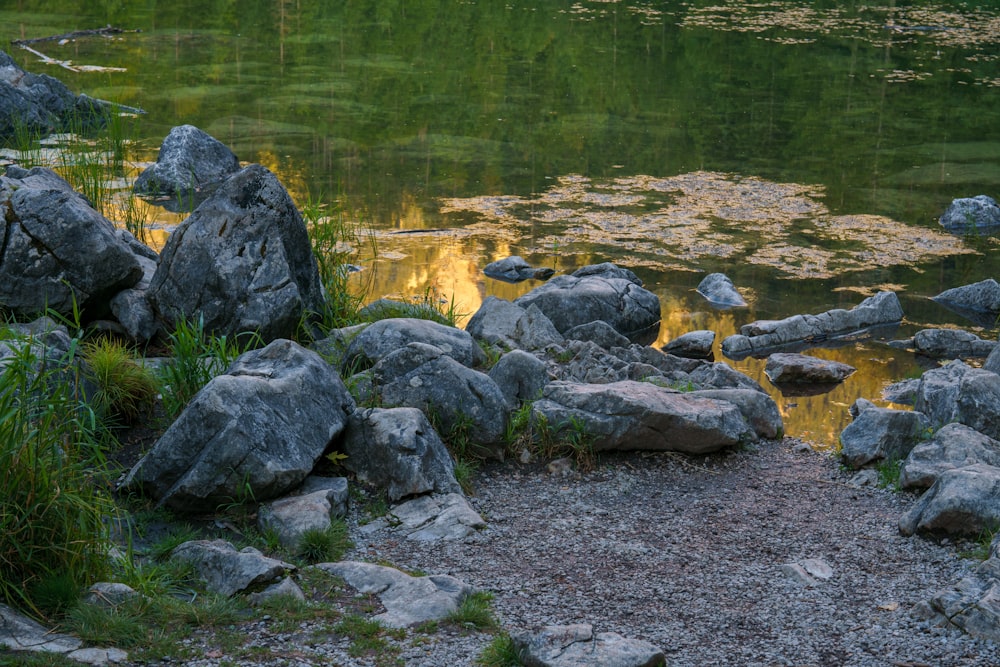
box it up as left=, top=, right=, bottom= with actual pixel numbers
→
left=764, top=352, right=855, bottom=385
left=66, top=647, right=130, bottom=665
left=0, top=50, right=101, bottom=137
left=689, top=388, right=783, bottom=440
left=466, top=297, right=565, bottom=352
left=900, top=464, right=1000, bottom=537
left=248, top=577, right=305, bottom=606
left=533, top=380, right=756, bottom=454
left=939, top=195, right=1000, bottom=233
left=882, top=378, right=919, bottom=405
left=564, top=320, right=632, bottom=350
left=512, top=623, right=666, bottom=667
left=900, top=423, right=1000, bottom=489
left=388, top=492, right=486, bottom=541
left=170, top=539, right=293, bottom=597
left=82, top=582, right=141, bottom=608
left=985, top=345, right=1000, bottom=376
left=342, top=317, right=484, bottom=372
left=662, top=330, right=715, bottom=360
left=133, top=124, right=240, bottom=196
left=484, top=255, right=555, bottom=283
left=780, top=559, right=833, bottom=587
left=488, top=349, right=550, bottom=408
left=0, top=166, right=143, bottom=318
left=922, top=562, right=1000, bottom=642
left=697, top=272, right=747, bottom=308
left=955, top=368, right=1000, bottom=441
left=914, top=360, right=972, bottom=428
left=121, top=339, right=355, bottom=512
left=721, top=291, right=903, bottom=359
left=0, top=602, right=82, bottom=654
left=148, top=164, right=324, bottom=342
left=910, top=328, right=997, bottom=360
left=295, top=476, right=349, bottom=517
left=933, top=279, right=1000, bottom=328
left=258, top=490, right=342, bottom=550
left=314, top=561, right=473, bottom=628
left=839, top=407, right=930, bottom=469
left=515, top=263, right=661, bottom=342
left=341, top=407, right=461, bottom=502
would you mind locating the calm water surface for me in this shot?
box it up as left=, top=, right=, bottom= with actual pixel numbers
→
left=3, top=1, right=1000, bottom=446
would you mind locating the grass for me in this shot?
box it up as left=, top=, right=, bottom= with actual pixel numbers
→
left=505, top=407, right=597, bottom=472
left=476, top=632, right=521, bottom=666
left=296, top=521, right=353, bottom=564
left=446, top=590, right=499, bottom=631
left=333, top=613, right=404, bottom=664
left=875, top=456, right=904, bottom=491
left=82, top=337, right=158, bottom=424
left=957, top=525, right=1000, bottom=561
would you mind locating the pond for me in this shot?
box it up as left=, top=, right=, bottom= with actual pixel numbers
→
left=3, top=0, right=1000, bottom=447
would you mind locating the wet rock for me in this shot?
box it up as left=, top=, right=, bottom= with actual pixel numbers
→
left=904, top=328, right=997, bottom=360
left=899, top=464, right=1000, bottom=537
left=133, top=124, right=240, bottom=197
left=721, top=291, right=903, bottom=359
left=932, top=279, right=1000, bottom=327
left=148, top=164, right=325, bottom=342
left=0, top=50, right=105, bottom=137
left=839, top=407, right=930, bottom=469
left=0, top=166, right=143, bottom=319
left=466, top=297, right=565, bottom=352
left=900, top=423, right=1000, bottom=490
left=121, top=339, right=355, bottom=512
left=342, top=317, right=484, bottom=372
left=169, top=539, right=293, bottom=597
left=341, top=407, right=461, bottom=502
left=387, top=493, right=486, bottom=541
left=697, top=272, right=747, bottom=308
left=662, top=330, right=715, bottom=360
left=483, top=255, right=555, bottom=283
left=512, top=623, right=666, bottom=667
left=314, top=561, right=473, bottom=628
left=764, top=352, right=855, bottom=385
left=939, top=195, right=1000, bottom=233
left=514, top=263, right=661, bottom=343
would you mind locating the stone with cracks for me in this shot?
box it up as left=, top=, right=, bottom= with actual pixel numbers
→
left=170, top=539, right=293, bottom=597
left=919, top=538, right=1000, bottom=642
left=933, top=279, right=1000, bottom=328
left=489, top=349, right=551, bottom=408
left=342, top=317, right=484, bottom=372
left=764, top=353, right=855, bottom=385
left=900, top=423, right=1000, bottom=490
left=839, top=407, right=930, bottom=469
left=148, top=164, right=324, bottom=342
left=121, top=339, right=355, bottom=512
left=514, top=263, right=661, bottom=342
left=689, top=388, right=783, bottom=440
left=697, top=272, right=747, bottom=308
left=387, top=493, right=486, bottom=541
left=0, top=166, right=143, bottom=318
left=341, top=407, right=462, bottom=502
left=900, top=464, right=1000, bottom=537
left=0, top=603, right=82, bottom=654
left=532, top=380, right=756, bottom=454
left=314, top=561, right=473, bottom=628
left=914, top=360, right=972, bottom=428
left=466, top=297, right=565, bottom=352
left=939, top=195, right=1000, bottom=233
left=954, top=368, right=1000, bottom=442
left=662, top=330, right=715, bottom=360
left=133, top=125, right=240, bottom=196
left=483, top=255, right=555, bottom=283
left=905, top=329, right=997, bottom=360
left=512, top=623, right=666, bottom=667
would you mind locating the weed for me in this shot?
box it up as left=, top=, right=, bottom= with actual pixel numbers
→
left=530, top=412, right=597, bottom=471
left=296, top=520, right=353, bottom=564
left=453, top=457, right=479, bottom=495
left=334, top=613, right=402, bottom=663
left=875, top=456, right=903, bottom=491
left=554, top=348, right=576, bottom=363
left=957, top=524, right=1000, bottom=561
left=447, top=590, right=499, bottom=631
left=82, top=337, right=158, bottom=424
left=477, top=632, right=521, bottom=666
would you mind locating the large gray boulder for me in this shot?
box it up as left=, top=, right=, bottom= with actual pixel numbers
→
left=133, top=124, right=240, bottom=197
left=373, top=343, right=508, bottom=453
left=696, top=273, right=746, bottom=308
left=121, top=339, right=355, bottom=512
left=839, top=407, right=930, bottom=469
left=662, top=330, right=715, bottom=360
left=340, top=407, right=462, bottom=501
left=0, top=50, right=104, bottom=137
left=689, top=388, right=783, bottom=440
left=900, top=423, right=1000, bottom=490
left=169, top=539, right=293, bottom=597
left=919, top=539, right=1000, bottom=642
left=465, top=297, right=565, bottom=352
left=914, top=360, right=972, bottom=428
left=314, top=561, right=472, bottom=628
left=721, top=291, right=903, bottom=359
left=148, top=164, right=324, bottom=342
left=512, top=624, right=666, bottom=667
left=532, top=380, right=756, bottom=454
left=902, top=328, right=997, bottom=360
left=954, top=368, right=1000, bottom=442
left=764, top=353, right=855, bottom=385
left=514, top=263, right=661, bottom=342
left=0, top=166, right=143, bottom=318
left=488, top=349, right=551, bottom=408
left=899, top=464, right=1000, bottom=537
left=932, top=279, right=1000, bottom=327
left=939, top=195, right=1000, bottom=233
left=342, top=317, right=484, bottom=372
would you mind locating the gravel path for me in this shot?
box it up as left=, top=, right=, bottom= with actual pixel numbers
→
left=146, top=438, right=1000, bottom=666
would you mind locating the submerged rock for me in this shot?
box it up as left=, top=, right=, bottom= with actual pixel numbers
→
left=939, top=195, right=1000, bottom=233
left=764, top=352, right=855, bottom=386
left=483, top=255, right=555, bottom=283
left=932, top=279, right=1000, bottom=328
left=697, top=273, right=747, bottom=308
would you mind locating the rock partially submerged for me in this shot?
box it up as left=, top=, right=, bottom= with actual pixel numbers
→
left=939, top=195, right=1000, bottom=234
left=764, top=352, right=855, bottom=386
left=889, top=328, right=997, bottom=360
left=483, top=255, right=555, bottom=283
left=697, top=272, right=747, bottom=308
left=133, top=125, right=240, bottom=198
left=662, top=330, right=715, bottom=360
left=932, top=279, right=1000, bottom=328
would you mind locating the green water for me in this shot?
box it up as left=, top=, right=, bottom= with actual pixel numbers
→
left=3, top=0, right=1000, bottom=445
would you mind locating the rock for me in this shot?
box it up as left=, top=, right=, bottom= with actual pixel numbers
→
left=387, top=493, right=486, bottom=541
left=662, top=330, right=715, bottom=360
left=483, top=255, right=555, bottom=283
left=914, top=360, right=972, bottom=428
left=900, top=423, right=1000, bottom=489
left=121, top=339, right=355, bottom=512
left=0, top=166, right=143, bottom=318
left=66, top=646, right=130, bottom=665
left=0, top=602, right=82, bottom=654
left=342, top=317, right=484, bottom=372
left=720, top=291, right=903, bottom=359
left=310, top=323, right=370, bottom=368
left=533, top=380, right=756, bottom=454
left=133, top=124, right=240, bottom=197
left=954, top=368, right=1000, bottom=442
left=882, top=378, right=919, bottom=405
left=920, top=555, right=1000, bottom=642
left=689, top=388, right=784, bottom=440
left=839, top=407, right=930, bottom=469
left=313, top=561, right=473, bottom=628
left=564, top=320, right=632, bottom=350
left=248, top=577, right=305, bottom=606
left=373, top=343, right=508, bottom=453
left=939, top=195, right=1000, bottom=233
left=514, top=263, right=661, bottom=342
left=82, top=582, right=141, bottom=608
left=466, top=297, right=565, bottom=352
left=780, top=558, right=834, bottom=587
left=488, top=349, right=550, bottom=408
left=910, top=328, right=997, bottom=360
left=899, top=464, right=1000, bottom=537
left=764, top=352, right=855, bottom=385
left=512, top=623, right=666, bottom=667
left=257, top=490, right=344, bottom=550
left=295, top=476, right=349, bottom=517
left=148, top=164, right=325, bottom=342
left=357, top=298, right=450, bottom=325
left=0, top=50, right=104, bottom=137
left=985, top=345, right=1000, bottom=376
left=697, top=273, right=747, bottom=308
left=108, top=230, right=160, bottom=342
left=170, top=539, right=294, bottom=597
left=340, top=407, right=462, bottom=502
left=932, top=279, right=1000, bottom=327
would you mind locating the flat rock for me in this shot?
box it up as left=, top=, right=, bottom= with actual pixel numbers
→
left=484, top=255, right=555, bottom=283
left=512, top=623, right=666, bottom=667
left=764, top=352, right=855, bottom=385
left=170, top=539, right=294, bottom=597
left=662, top=330, right=715, bottom=360
left=0, top=602, right=82, bottom=654
left=901, top=423, right=1000, bottom=490
left=388, top=493, right=486, bottom=541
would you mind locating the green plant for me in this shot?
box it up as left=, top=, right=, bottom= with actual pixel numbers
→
left=82, top=337, right=158, bottom=424
left=477, top=632, right=521, bottom=666
left=296, top=520, right=353, bottom=564
left=530, top=412, right=597, bottom=472
left=333, top=613, right=403, bottom=663
left=453, top=457, right=478, bottom=495
left=875, top=456, right=903, bottom=491
left=447, top=590, right=499, bottom=631
left=0, top=337, right=116, bottom=618
left=957, top=525, right=1000, bottom=561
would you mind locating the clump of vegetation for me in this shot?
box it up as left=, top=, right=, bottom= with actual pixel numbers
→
left=296, top=520, right=353, bottom=564
left=447, top=590, right=500, bottom=631
left=476, top=632, right=521, bottom=666
left=504, top=404, right=597, bottom=472
left=333, top=613, right=405, bottom=664
left=82, top=337, right=158, bottom=424
left=875, top=456, right=904, bottom=491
